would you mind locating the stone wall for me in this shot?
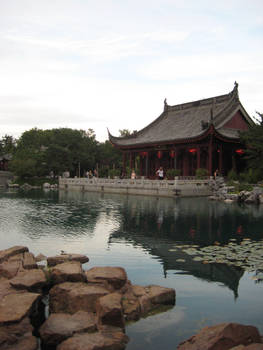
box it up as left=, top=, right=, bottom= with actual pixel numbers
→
left=59, top=177, right=212, bottom=197
left=0, top=171, right=13, bottom=187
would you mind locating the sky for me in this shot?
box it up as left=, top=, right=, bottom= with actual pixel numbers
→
left=0, top=0, right=263, bottom=142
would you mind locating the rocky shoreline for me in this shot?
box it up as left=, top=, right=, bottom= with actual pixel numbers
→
left=0, top=246, right=175, bottom=350
left=0, top=245, right=262, bottom=350
left=209, top=177, right=263, bottom=204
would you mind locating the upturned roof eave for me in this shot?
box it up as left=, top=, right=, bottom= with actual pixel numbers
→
left=109, top=125, right=240, bottom=150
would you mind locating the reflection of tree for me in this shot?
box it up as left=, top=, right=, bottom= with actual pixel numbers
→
left=109, top=196, right=263, bottom=246
left=107, top=195, right=263, bottom=297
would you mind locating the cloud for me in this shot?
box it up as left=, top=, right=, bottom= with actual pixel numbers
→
left=0, top=0, right=262, bottom=142
left=139, top=53, right=263, bottom=81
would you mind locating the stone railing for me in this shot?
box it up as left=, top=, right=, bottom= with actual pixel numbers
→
left=0, top=171, right=13, bottom=187
left=59, top=177, right=212, bottom=197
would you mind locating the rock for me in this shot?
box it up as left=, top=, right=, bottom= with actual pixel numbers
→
left=47, top=253, right=89, bottom=267
left=0, top=317, right=38, bottom=350
left=121, top=286, right=141, bottom=321
left=177, top=322, right=261, bottom=350
left=96, top=292, right=125, bottom=329
left=224, top=199, right=234, bottom=203
left=230, top=345, right=263, bottom=350
left=39, top=311, right=97, bottom=347
left=35, top=253, right=47, bottom=262
left=9, top=269, right=46, bottom=292
left=0, top=279, right=15, bottom=300
left=57, top=327, right=129, bottom=350
left=0, top=292, right=41, bottom=325
left=0, top=260, right=23, bottom=279
left=43, top=182, right=51, bottom=188
left=145, top=285, right=176, bottom=305
left=49, top=282, right=110, bottom=314
left=50, top=261, right=87, bottom=284
left=0, top=246, right=28, bottom=264
left=22, top=252, right=37, bottom=270
left=259, top=194, right=263, bottom=204
left=85, top=267, right=128, bottom=291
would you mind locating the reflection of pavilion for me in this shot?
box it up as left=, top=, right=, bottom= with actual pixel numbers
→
left=107, top=195, right=248, bottom=298
left=109, top=231, right=244, bottom=298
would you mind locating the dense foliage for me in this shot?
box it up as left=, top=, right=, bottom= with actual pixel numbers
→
left=240, top=112, right=263, bottom=182
left=1, top=128, right=122, bottom=179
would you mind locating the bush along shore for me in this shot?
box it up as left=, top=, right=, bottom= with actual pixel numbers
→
left=209, top=177, right=263, bottom=204
left=0, top=245, right=175, bottom=350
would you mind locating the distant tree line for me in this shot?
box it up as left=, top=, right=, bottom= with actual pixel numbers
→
left=1, top=117, right=263, bottom=182
left=0, top=128, right=122, bottom=180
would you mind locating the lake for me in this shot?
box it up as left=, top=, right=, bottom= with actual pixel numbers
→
left=0, top=188, right=263, bottom=349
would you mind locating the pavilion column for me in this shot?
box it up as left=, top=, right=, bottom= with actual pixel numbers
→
left=129, top=152, right=132, bottom=170
left=232, top=151, right=237, bottom=172
left=146, top=153, right=149, bottom=177
left=208, top=136, right=213, bottom=176
left=123, top=152, right=126, bottom=174
left=174, top=149, right=177, bottom=169
left=197, top=147, right=201, bottom=169
left=219, top=144, right=223, bottom=175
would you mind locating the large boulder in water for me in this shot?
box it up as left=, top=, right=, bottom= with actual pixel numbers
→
left=47, top=253, right=89, bottom=267
left=49, top=282, right=110, bottom=314
left=177, top=322, right=262, bottom=350
left=85, top=267, right=128, bottom=291
left=39, top=311, right=97, bottom=347
left=49, top=261, right=87, bottom=284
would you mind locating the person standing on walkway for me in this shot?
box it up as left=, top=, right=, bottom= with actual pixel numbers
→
left=156, top=166, right=164, bottom=180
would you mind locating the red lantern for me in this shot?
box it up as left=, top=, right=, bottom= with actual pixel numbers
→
left=189, top=148, right=197, bottom=154
left=157, top=151, right=162, bottom=159
left=140, top=151, right=148, bottom=158
left=170, top=150, right=175, bottom=158
left=235, top=149, right=245, bottom=155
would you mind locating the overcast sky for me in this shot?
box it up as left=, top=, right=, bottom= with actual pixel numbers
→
left=1, top=0, right=263, bottom=142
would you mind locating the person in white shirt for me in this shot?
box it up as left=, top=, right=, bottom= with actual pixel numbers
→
left=156, top=166, right=164, bottom=180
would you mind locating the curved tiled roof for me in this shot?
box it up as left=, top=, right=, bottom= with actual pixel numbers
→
left=109, top=84, right=254, bottom=148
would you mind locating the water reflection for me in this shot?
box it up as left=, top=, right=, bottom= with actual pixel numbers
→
left=108, top=195, right=263, bottom=297
left=109, top=195, right=263, bottom=245
left=1, top=189, right=263, bottom=299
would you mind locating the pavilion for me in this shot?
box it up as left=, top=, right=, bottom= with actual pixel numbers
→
left=108, top=83, right=254, bottom=177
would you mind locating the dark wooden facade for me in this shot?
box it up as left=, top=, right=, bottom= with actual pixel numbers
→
left=109, top=83, right=254, bottom=177
left=0, top=155, right=11, bottom=171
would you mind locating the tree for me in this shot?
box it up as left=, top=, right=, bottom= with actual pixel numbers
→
left=97, top=141, right=122, bottom=176
left=240, top=112, right=263, bottom=179
left=10, top=127, right=100, bottom=178
left=119, top=129, right=132, bottom=137
left=0, top=135, right=17, bottom=155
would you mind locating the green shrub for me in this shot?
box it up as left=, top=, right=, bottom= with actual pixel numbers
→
left=98, top=166, right=109, bottom=178
left=126, top=166, right=132, bottom=178
left=227, top=169, right=238, bottom=181
left=108, top=168, right=121, bottom=179
left=195, top=168, right=208, bottom=179
left=166, top=168, right=181, bottom=179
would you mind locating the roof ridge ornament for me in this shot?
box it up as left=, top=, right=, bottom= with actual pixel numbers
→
left=164, top=98, right=168, bottom=111
left=232, top=81, right=239, bottom=98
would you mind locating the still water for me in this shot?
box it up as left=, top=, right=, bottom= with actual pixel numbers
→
left=0, top=189, right=263, bottom=349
